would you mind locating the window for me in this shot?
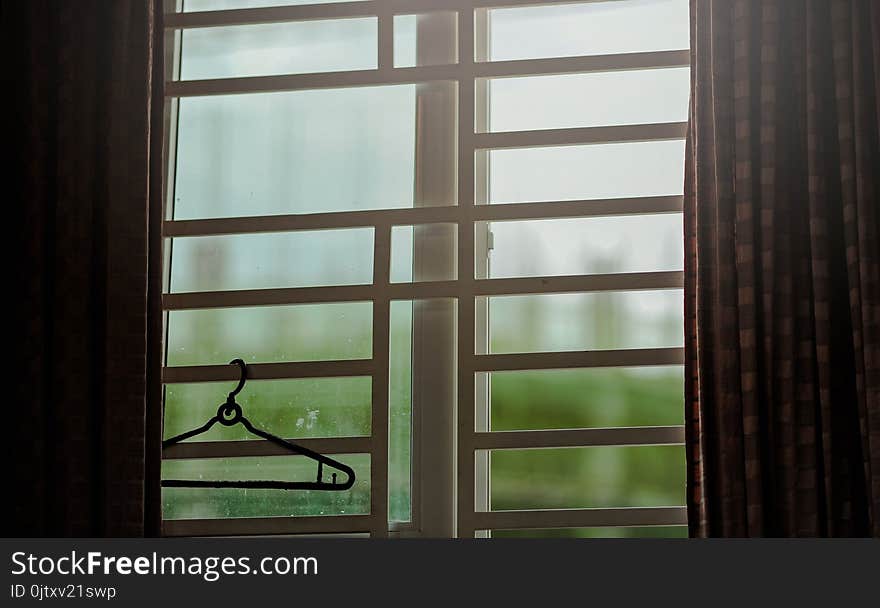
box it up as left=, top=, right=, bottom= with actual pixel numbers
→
left=161, top=0, right=690, bottom=538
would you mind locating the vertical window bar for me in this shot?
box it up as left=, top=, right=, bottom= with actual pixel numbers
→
left=456, top=6, right=476, bottom=539
left=411, top=11, right=459, bottom=537
left=377, top=6, right=393, bottom=71
left=472, top=6, right=491, bottom=537
left=371, top=223, right=392, bottom=537
left=160, top=0, right=184, bottom=485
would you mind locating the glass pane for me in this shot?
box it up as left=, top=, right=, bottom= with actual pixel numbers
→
left=166, top=302, right=372, bottom=366
left=169, top=229, right=374, bottom=292
left=391, top=224, right=457, bottom=283
left=488, top=446, right=686, bottom=510
left=489, top=526, right=687, bottom=539
left=488, top=0, right=690, bottom=61
left=173, top=86, right=419, bottom=219
left=388, top=298, right=456, bottom=522
left=184, top=0, right=366, bottom=11
left=394, top=15, right=418, bottom=68
left=163, top=377, right=371, bottom=441
left=162, top=454, right=370, bottom=519
left=485, top=68, right=690, bottom=132
left=485, top=366, right=685, bottom=431
left=487, top=215, right=683, bottom=279
left=487, top=290, right=683, bottom=354
left=389, top=301, right=413, bottom=522
left=486, top=140, right=686, bottom=204
left=180, top=19, right=376, bottom=80
left=394, top=12, right=458, bottom=68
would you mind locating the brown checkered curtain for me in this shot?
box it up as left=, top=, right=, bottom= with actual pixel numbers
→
left=8, top=1, right=164, bottom=537
left=685, top=0, right=880, bottom=537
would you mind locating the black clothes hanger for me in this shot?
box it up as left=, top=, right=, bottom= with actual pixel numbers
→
left=161, top=359, right=356, bottom=491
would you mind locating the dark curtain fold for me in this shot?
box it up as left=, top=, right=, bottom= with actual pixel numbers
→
left=685, top=0, right=880, bottom=536
left=9, top=0, right=164, bottom=537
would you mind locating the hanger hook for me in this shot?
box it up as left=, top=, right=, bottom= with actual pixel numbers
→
left=228, top=358, right=247, bottom=399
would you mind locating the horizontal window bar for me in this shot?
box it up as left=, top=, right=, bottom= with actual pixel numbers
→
left=477, top=50, right=689, bottom=78
left=472, top=426, right=685, bottom=450
left=163, top=196, right=683, bottom=238
left=475, top=271, right=683, bottom=296
left=473, top=347, right=685, bottom=372
left=166, top=1, right=637, bottom=30
left=166, top=2, right=380, bottom=29
left=166, top=65, right=456, bottom=97
left=163, top=436, right=372, bottom=460
left=162, top=282, right=463, bottom=309
left=163, top=285, right=374, bottom=309
left=473, top=196, right=684, bottom=221
left=162, top=359, right=374, bottom=384
left=163, top=272, right=683, bottom=310
left=164, top=207, right=450, bottom=236
left=472, top=506, right=687, bottom=530
left=166, top=50, right=689, bottom=97
left=474, top=122, right=687, bottom=150
left=163, top=514, right=373, bottom=536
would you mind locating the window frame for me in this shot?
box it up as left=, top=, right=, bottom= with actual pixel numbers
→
left=160, top=0, right=689, bottom=538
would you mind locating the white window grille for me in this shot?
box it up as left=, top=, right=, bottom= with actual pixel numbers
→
left=161, top=0, right=690, bottom=538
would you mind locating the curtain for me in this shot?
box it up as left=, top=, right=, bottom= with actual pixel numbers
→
left=685, top=0, right=880, bottom=537
left=9, top=0, right=164, bottom=537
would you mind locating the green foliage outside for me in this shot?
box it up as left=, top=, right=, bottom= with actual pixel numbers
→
left=162, top=303, right=686, bottom=538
